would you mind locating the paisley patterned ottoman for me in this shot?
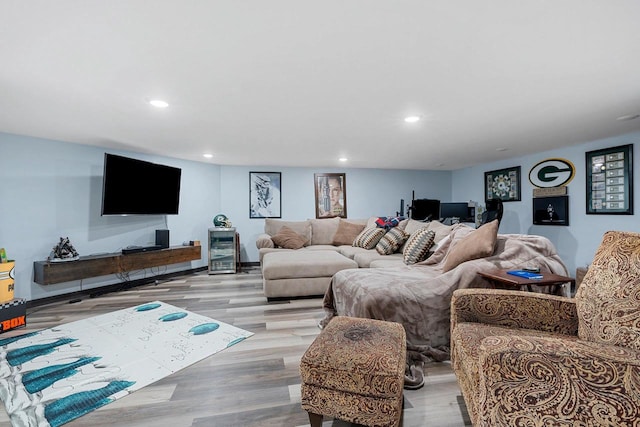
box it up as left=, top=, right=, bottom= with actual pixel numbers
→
left=300, top=316, right=406, bottom=427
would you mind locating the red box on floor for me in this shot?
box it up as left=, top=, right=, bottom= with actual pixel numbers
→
left=0, top=298, right=27, bottom=333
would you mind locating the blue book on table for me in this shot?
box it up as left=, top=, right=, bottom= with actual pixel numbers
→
left=507, top=270, right=543, bottom=279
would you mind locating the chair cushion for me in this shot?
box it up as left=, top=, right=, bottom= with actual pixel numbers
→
left=576, top=231, right=640, bottom=350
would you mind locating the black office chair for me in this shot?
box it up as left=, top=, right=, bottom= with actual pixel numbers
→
left=480, top=199, right=503, bottom=226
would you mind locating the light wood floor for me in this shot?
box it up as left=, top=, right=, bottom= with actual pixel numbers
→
left=0, top=269, right=470, bottom=427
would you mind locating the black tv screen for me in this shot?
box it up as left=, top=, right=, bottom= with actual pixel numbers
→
left=101, top=153, right=181, bottom=215
left=440, top=202, right=472, bottom=222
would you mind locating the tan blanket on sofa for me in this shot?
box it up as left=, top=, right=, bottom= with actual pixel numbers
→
left=321, top=227, right=569, bottom=387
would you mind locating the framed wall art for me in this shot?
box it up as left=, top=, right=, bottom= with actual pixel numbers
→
left=314, top=173, right=347, bottom=218
left=533, top=195, right=569, bottom=226
left=484, top=166, right=521, bottom=202
left=586, top=144, right=633, bottom=215
left=249, top=172, right=281, bottom=218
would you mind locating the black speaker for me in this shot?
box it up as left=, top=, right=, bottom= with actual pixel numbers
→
left=155, top=229, right=169, bottom=249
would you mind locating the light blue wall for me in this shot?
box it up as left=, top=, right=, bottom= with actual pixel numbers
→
left=220, top=166, right=452, bottom=263
left=0, top=132, right=220, bottom=301
left=9, top=128, right=633, bottom=302
left=0, top=132, right=452, bottom=301
left=452, top=131, right=640, bottom=275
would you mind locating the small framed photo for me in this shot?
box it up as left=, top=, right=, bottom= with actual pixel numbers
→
left=484, top=166, right=521, bottom=202
left=533, top=196, right=569, bottom=226
left=586, top=144, right=633, bottom=215
left=314, top=173, right=347, bottom=218
left=249, top=172, right=281, bottom=218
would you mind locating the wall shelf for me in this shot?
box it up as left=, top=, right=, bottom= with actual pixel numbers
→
left=33, top=245, right=201, bottom=285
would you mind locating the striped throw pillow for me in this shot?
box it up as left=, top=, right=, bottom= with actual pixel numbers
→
left=353, top=227, right=386, bottom=250
left=376, top=227, right=408, bottom=255
left=403, top=229, right=436, bottom=264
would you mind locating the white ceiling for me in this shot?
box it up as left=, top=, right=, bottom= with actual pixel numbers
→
left=1, top=1, right=640, bottom=170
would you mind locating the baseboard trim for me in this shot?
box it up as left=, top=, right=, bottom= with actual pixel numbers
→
left=27, top=266, right=208, bottom=309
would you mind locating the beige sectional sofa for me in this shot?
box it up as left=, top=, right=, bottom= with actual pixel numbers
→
left=256, top=217, right=452, bottom=298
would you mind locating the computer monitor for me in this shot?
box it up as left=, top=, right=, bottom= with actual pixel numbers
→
left=440, top=202, right=473, bottom=222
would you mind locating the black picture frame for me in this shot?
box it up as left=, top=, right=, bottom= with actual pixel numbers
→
left=533, top=196, right=569, bottom=226
left=249, top=172, right=281, bottom=218
left=484, top=166, right=521, bottom=202
left=314, top=173, right=347, bottom=218
left=586, top=144, right=633, bottom=215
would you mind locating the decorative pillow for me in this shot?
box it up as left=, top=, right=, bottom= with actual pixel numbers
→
left=576, top=231, right=640, bottom=351
left=271, top=226, right=308, bottom=249
left=332, top=220, right=366, bottom=246
left=265, top=219, right=311, bottom=246
left=376, top=227, right=409, bottom=255
left=353, top=227, right=386, bottom=250
left=442, top=220, right=499, bottom=272
left=421, top=234, right=453, bottom=266
left=256, top=234, right=275, bottom=249
left=403, top=229, right=436, bottom=264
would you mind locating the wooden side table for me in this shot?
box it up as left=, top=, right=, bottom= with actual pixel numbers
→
left=478, top=269, right=575, bottom=295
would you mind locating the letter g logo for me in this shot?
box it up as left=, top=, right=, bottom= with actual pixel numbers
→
left=529, top=159, right=575, bottom=188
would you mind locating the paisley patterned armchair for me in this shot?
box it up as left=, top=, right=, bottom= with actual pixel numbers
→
left=450, top=231, right=640, bottom=426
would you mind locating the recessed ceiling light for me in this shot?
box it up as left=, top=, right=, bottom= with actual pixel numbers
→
left=339, top=157, right=348, bottom=162
left=496, top=147, right=508, bottom=152
left=404, top=116, right=421, bottom=123
left=203, top=153, right=213, bottom=159
left=149, top=99, right=169, bottom=108
left=616, top=114, right=640, bottom=121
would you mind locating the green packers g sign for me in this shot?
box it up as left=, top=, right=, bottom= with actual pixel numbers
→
left=528, top=158, right=575, bottom=188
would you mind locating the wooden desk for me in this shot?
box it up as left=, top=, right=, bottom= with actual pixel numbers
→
left=478, top=269, right=575, bottom=294
left=34, top=245, right=201, bottom=285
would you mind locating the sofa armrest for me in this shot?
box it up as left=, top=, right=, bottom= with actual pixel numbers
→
left=474, top=335, right=640, bottom=425
left=451, top=288, right=578, bottom=335
left=256, top=233, right=274, bottom=249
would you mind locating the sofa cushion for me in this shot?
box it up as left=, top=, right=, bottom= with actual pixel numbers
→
left=353, top=227, right=386, bottom=250
left=403, top=219, right=429, bottom=236
left=337, top=245, right=371, bottom=260
left=355, top=252, right=403, bottom=268
left=375, top=228, right=408, bottom=255
left=265, top=219, right=312, bottom=245
left=310, top=217, right=341, bottom=245
left=403, top=228, right=436, bottom=264
left=427, top=220, right=454, bottom=243
left=442, top=220, right=498, bottom=272
left=332, top=220, right=366, bottom=246
left=576, top=231, right=640, bottom=351
left=271, top=226, right=308, bottom=249
left=365, top=216, right=379, bottom=229
left=262, top=250, right=357, bottom=280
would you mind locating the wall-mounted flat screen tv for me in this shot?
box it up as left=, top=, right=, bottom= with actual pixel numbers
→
left=101, top=153, right=182, bottom=215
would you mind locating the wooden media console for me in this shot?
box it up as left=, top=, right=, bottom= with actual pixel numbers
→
left=33, top=245, right=201, bottom=285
